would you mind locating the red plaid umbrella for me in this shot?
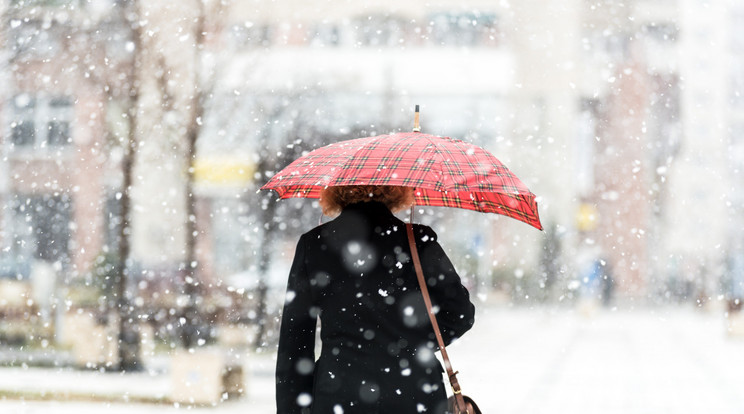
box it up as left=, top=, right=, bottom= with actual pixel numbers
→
left=261, top=131, right=542, bottom=230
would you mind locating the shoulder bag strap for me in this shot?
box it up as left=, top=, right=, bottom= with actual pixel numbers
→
left=406, top=223, right=468, bottom=414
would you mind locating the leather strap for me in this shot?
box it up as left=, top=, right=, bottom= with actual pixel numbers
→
left=406, top=223, right=469, bottom=414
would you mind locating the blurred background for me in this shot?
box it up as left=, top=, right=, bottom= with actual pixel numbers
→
left=0, top=0, right=743, bottom=412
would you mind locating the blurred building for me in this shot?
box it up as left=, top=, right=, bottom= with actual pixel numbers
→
left=0, top=0, right=208, bottom=325
left=569, top=0, right=742, bottom=301
left=665, top=0, right=744, bottom=302
left=210, top=0, right=743, bottom=302
left=578, top=0, right=684, bottom=297
left=0, top=1, right=125, bottom=285
left=1, top=0, right=741, bottom=311
left=200, top=0, right=520, bottom=291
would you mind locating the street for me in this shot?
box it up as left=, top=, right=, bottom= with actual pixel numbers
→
left=1, top=302, right=743, bottom=413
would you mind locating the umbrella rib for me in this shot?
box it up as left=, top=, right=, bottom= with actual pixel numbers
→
left=415, top=133, right=447, bottom=192
left=518, top=193, right=542, bottom=230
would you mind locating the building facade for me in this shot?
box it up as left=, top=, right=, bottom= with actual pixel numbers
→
left=2, top=0, right=741, bottom=312
left=1, top=1, right=122, bottom=284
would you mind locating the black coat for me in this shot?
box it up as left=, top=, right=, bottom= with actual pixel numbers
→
left=276, top=201, right=476, bottom=414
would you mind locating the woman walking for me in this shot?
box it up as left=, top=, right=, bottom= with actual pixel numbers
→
left=275, top=185, right=475, bottom=414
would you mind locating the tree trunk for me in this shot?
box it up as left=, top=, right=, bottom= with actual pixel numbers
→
left=114, top=0, right=143, bottom=372
left=252, top=185, right=277, bottom=350
left=180, top=0, right=207, bottom=349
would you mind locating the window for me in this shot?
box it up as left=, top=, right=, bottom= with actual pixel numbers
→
left=10, top=0, right=81, bottom=6
left=310, top=23, right=341, bottom=47
left=10, top=194, right=72, bottom=265
left=10, top=20, right=63, bottom=60
left=11, top=95, right=36, bottom=147
left=211, top=197, right=249, bottom=278
left=731, top=56, right=744, bottom=108
left=582, top=29, right=630, bottom=62
left=730, top=123, right=744, bottom=175
left=731, top=11, right=744, bottom=53
left=102, top=20, right=135, bottom=61
left=9, top=94, right=74, bottom=151
left=647, top=74, right=681, bottom=166
left=642, top=23, right=679, bottom=43
left=103, top=192, right=123, bottom=253
left=575, top=99, right=600, bottom=197
left=427, top=12, right=500, bottom=47
left=230, top=22, right=273, bottom=49
left=355, top=15, right=406, bottom=47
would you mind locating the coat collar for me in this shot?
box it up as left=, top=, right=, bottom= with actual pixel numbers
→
left=339, top=201, right=395, bottom=218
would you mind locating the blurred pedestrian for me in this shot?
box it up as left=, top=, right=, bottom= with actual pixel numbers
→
left=599, top=258, right=615, bottom=307
left=275, top=185, right=476, bottom=414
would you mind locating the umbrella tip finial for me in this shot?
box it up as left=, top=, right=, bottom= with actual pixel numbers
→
left=413, top=105, right=421, bottom=132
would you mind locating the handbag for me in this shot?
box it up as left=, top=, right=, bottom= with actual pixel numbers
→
left=406, top=223, right=483, bottom=414
left=448, top=394, right=483, bottom=414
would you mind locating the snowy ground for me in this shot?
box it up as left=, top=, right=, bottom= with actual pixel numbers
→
left=1, top=302, right=743, bottom=413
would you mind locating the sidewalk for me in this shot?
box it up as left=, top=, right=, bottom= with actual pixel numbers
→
left=1, top=304, right=743, bottom=413
left=0, top=351, right=276, bottom=412
left=453, top=305, right=744, bottom=414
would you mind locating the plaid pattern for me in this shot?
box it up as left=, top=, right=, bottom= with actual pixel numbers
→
left=261, top=132, right=542, bottom=230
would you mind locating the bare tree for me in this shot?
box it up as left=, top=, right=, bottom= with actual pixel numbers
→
left=252, top=114, right=311, bottom=350
left=2, top=0, right=144, bottom=370
left=143, top=0, right=224, bottom=348
left=112, top=0, right=144, bottom=372
left=180, top=0, right=212, bottom=349
left=250, top=95, right=389, bottom=349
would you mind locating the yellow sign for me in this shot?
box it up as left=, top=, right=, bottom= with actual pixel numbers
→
left=576, top=203, right=598, bottom=231
left=193, top=157, right=255, bottom=186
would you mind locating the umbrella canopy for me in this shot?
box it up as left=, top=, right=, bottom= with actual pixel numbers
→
left=261, top=131, right=542, bottom=230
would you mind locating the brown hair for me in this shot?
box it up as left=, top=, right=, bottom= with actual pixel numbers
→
left=319, top=185, right=415, bottom=216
